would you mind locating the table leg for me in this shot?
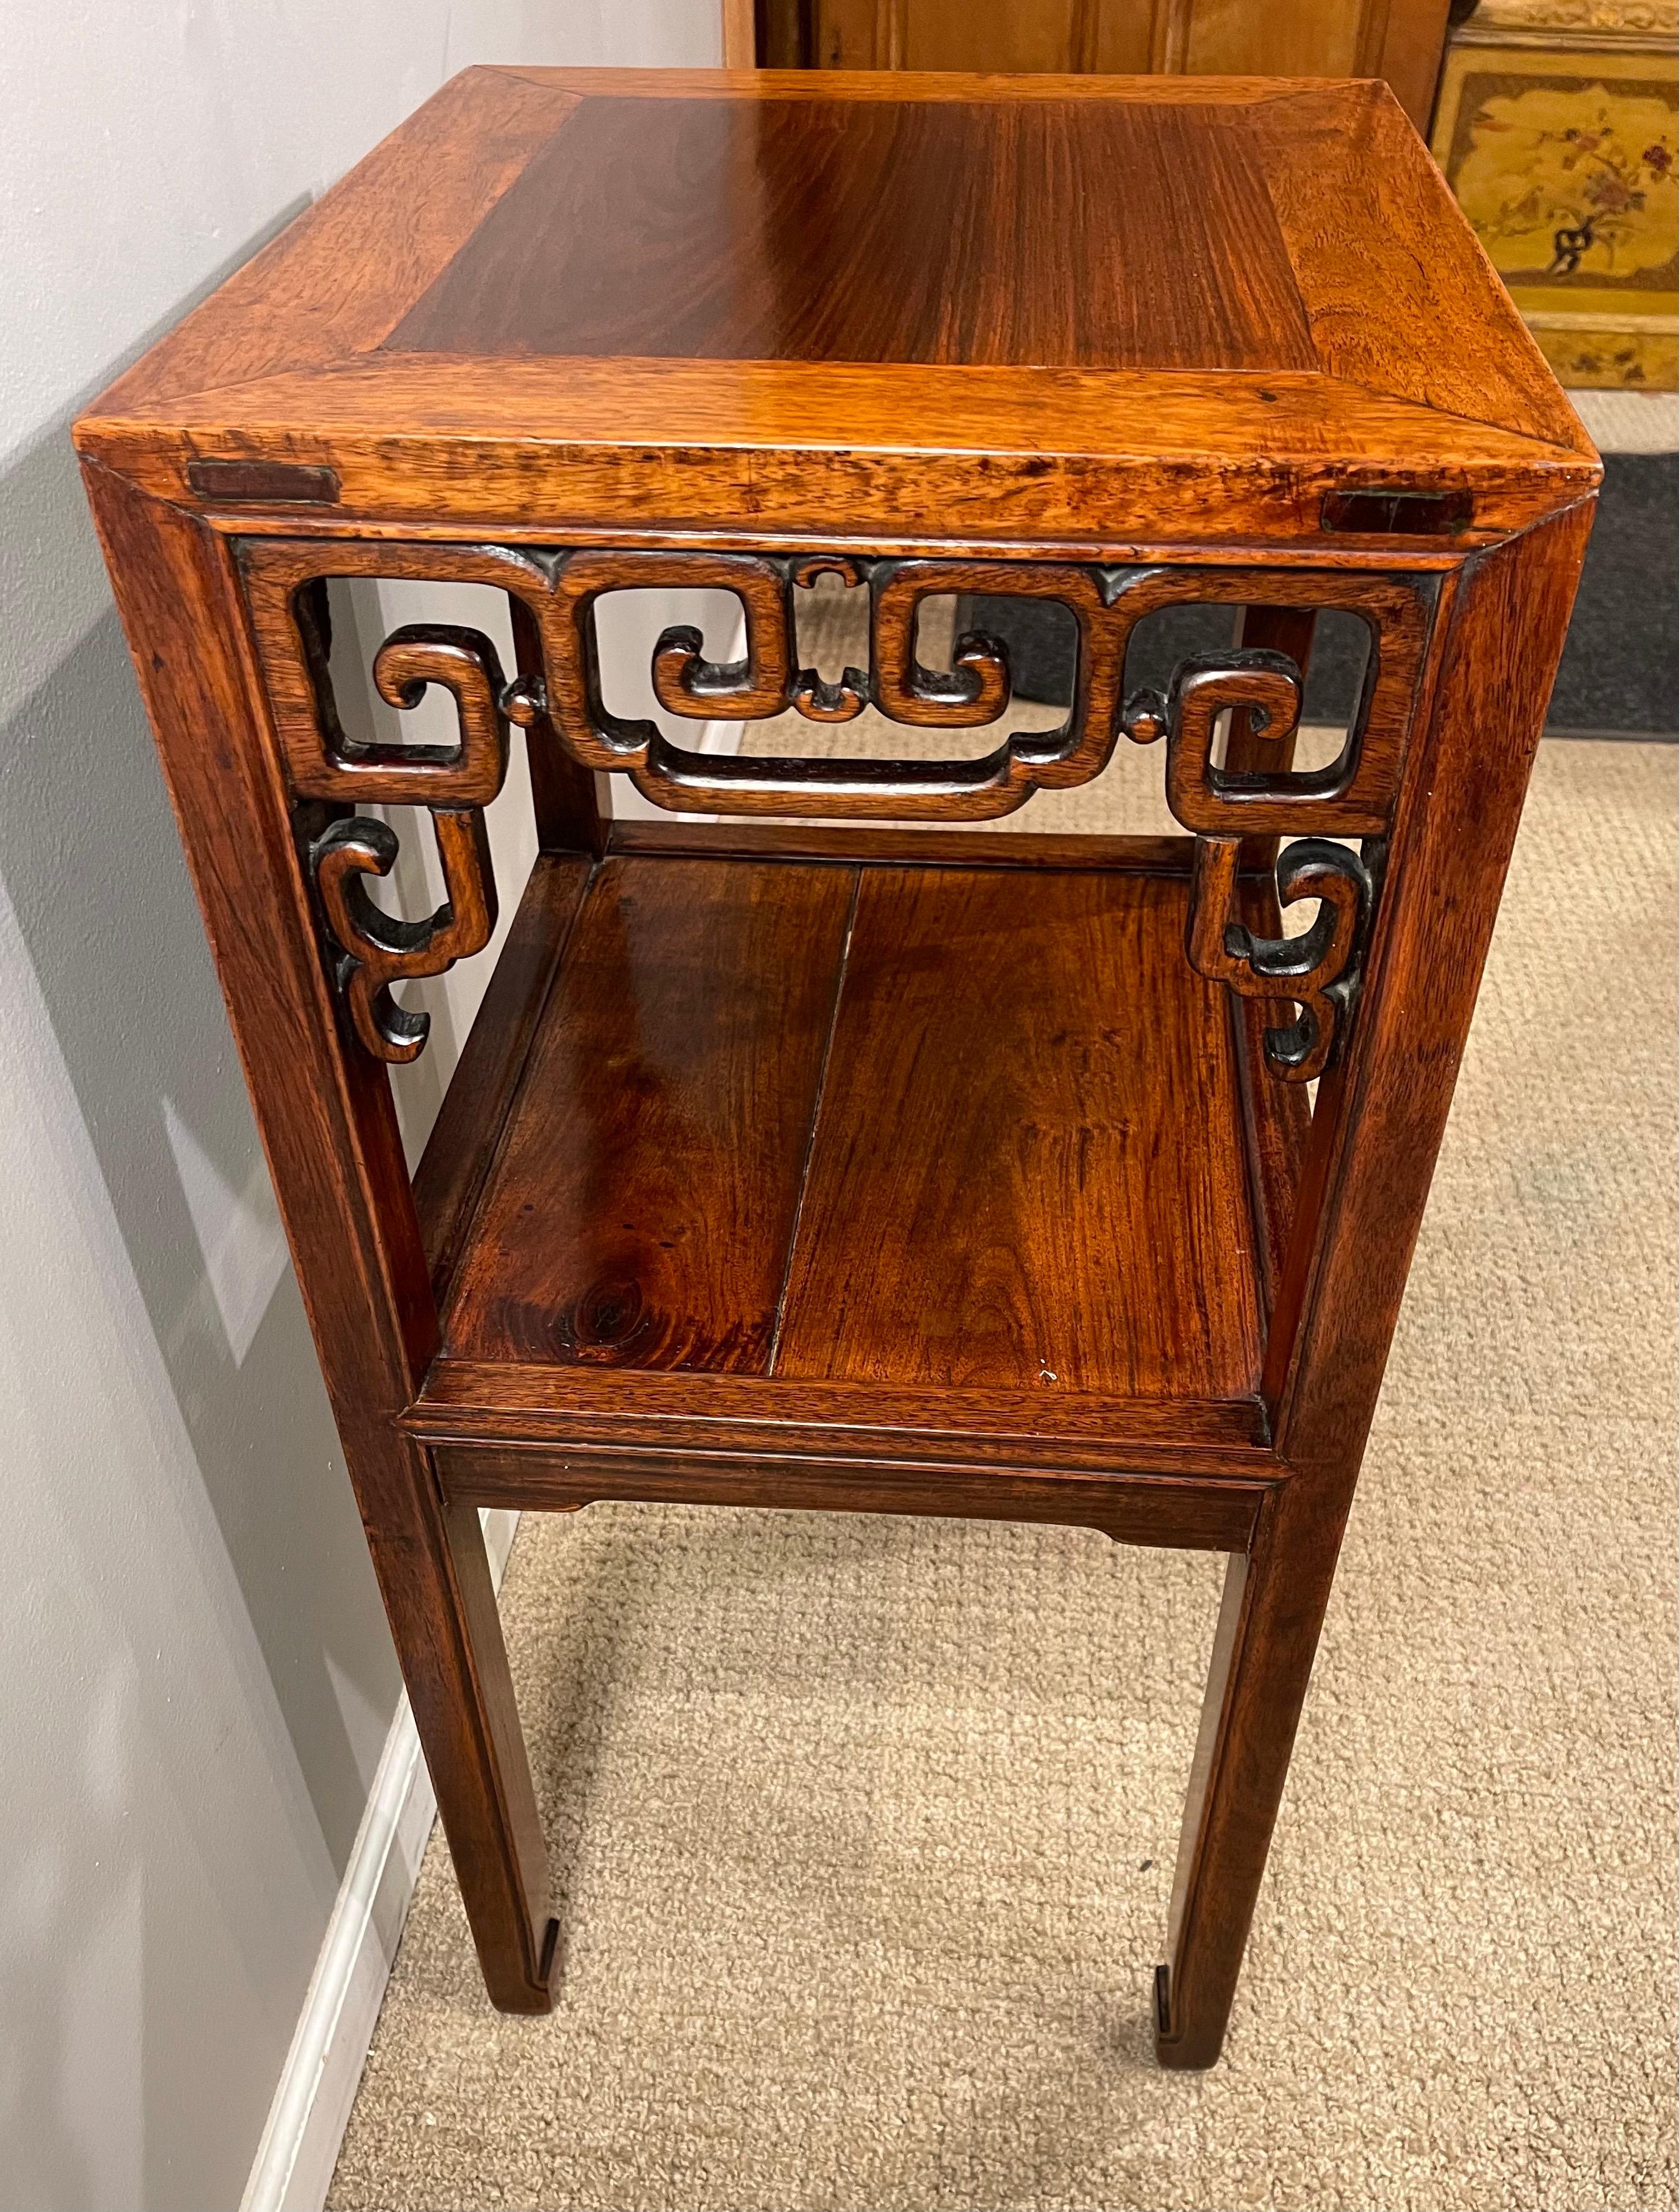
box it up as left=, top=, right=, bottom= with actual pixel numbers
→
left=84, top=465, right=556, bottom=2011
left=1155, top=1487, right=1340, bottom=2068
left=1161, top=497, right=1595, bottom=2065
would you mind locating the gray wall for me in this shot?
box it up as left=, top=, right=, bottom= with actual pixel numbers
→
left=0, top=6, right=718, bottom=2207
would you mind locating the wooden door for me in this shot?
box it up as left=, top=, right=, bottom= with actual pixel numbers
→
left=761, top=0, right=1454, bottom=132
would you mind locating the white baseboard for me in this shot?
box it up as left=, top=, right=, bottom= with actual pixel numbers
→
left=241, top=1508, right=521, bottom=2212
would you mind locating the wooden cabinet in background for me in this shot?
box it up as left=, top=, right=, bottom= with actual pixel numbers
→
left=760, top=0, right=1456, bottom=130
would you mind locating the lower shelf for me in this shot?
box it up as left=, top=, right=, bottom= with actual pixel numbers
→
left=411, top=825, right=1288, bottom=1484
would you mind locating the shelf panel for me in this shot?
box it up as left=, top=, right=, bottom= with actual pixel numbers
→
left=773, top=860, right=1258, bottom=1396
left=432, top=838, right=1269, bottom=1442
left=443, top=853, right=854, bottom=1371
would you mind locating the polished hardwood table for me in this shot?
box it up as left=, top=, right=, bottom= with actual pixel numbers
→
left=77, top=67, right=1597, bottom=2069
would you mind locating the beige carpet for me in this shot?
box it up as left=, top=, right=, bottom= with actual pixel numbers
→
left=330, top=738, right=1677, bottom=2212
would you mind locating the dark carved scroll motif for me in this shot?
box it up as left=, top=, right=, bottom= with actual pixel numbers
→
left=1161, top=648, right=1383, bottom=1083
left=285, top=612, right=517, bottom=1062
left=539, top=550, right=1153, bottom=821
left=1185, top=833, right=1378, bottom=1083
left=241, top=541, right=1427, bottom=1067
left=311, top=809, right=498, bottom=1063
left=530, top=553, right=1424, bottom=830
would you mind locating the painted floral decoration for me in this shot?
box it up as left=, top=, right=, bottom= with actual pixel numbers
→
left=1455, top=85, right=1678, bottom=281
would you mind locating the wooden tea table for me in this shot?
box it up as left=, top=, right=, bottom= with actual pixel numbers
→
left=77, top=67, right=1597, bottom=2068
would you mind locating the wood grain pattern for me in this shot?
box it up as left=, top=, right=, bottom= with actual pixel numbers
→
left=1276, top=510, right=1595, bottom=1468
left=386, top=94, right=1315, bottom=371
left=434, top=1440, right=1269, bottom=1552
left=96, top=357, right=1580, bottom=479
left=774, top=866, right=1263, bottom=1396
left=1254, top=80, right=1591, bottom=457
left=1157, top=501, right=1595, bottom=2070
left=81, top=461, right=557, bottom=2013
left=443, top=856, right=855, bottom=1372
left=406, top=1359, right=1275, bottom=1471
left=83, top=357, right=1594, bottom=549
left=605, top=820, right=1198, bottom=872
left=77, top=71, right=1598, bottom=553
left=413, top=853, right=592, bottom=1299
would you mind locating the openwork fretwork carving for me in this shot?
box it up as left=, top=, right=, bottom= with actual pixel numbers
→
left=541, top=550, right=1148, bottom=819
left=1157, top=646, right=1388, bottom=1082
left=238, top=539, right=1432, bottom=1065
left=312, top=809, right=499, bottom=1063
left=287, top=598, right=518, bottom=808
left=242, top=540, right=1432, bottom=828
left=1185, top=833, right=1377, bottom=1083
left=270, top=586, right=517, bottom=1062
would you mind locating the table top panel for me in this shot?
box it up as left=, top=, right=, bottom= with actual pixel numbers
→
left=78, top=69, right=1599, bottom=547
left=383, top=93, right=1318, bottom=373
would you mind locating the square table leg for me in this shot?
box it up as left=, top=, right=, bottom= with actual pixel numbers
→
left=1157, top=500, right=1594, bottom=2066
left=84, top=464, right=558, bottom=2011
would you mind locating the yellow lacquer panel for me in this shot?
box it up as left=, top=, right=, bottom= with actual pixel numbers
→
left=1433, top=36, right=1678, bottom=384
